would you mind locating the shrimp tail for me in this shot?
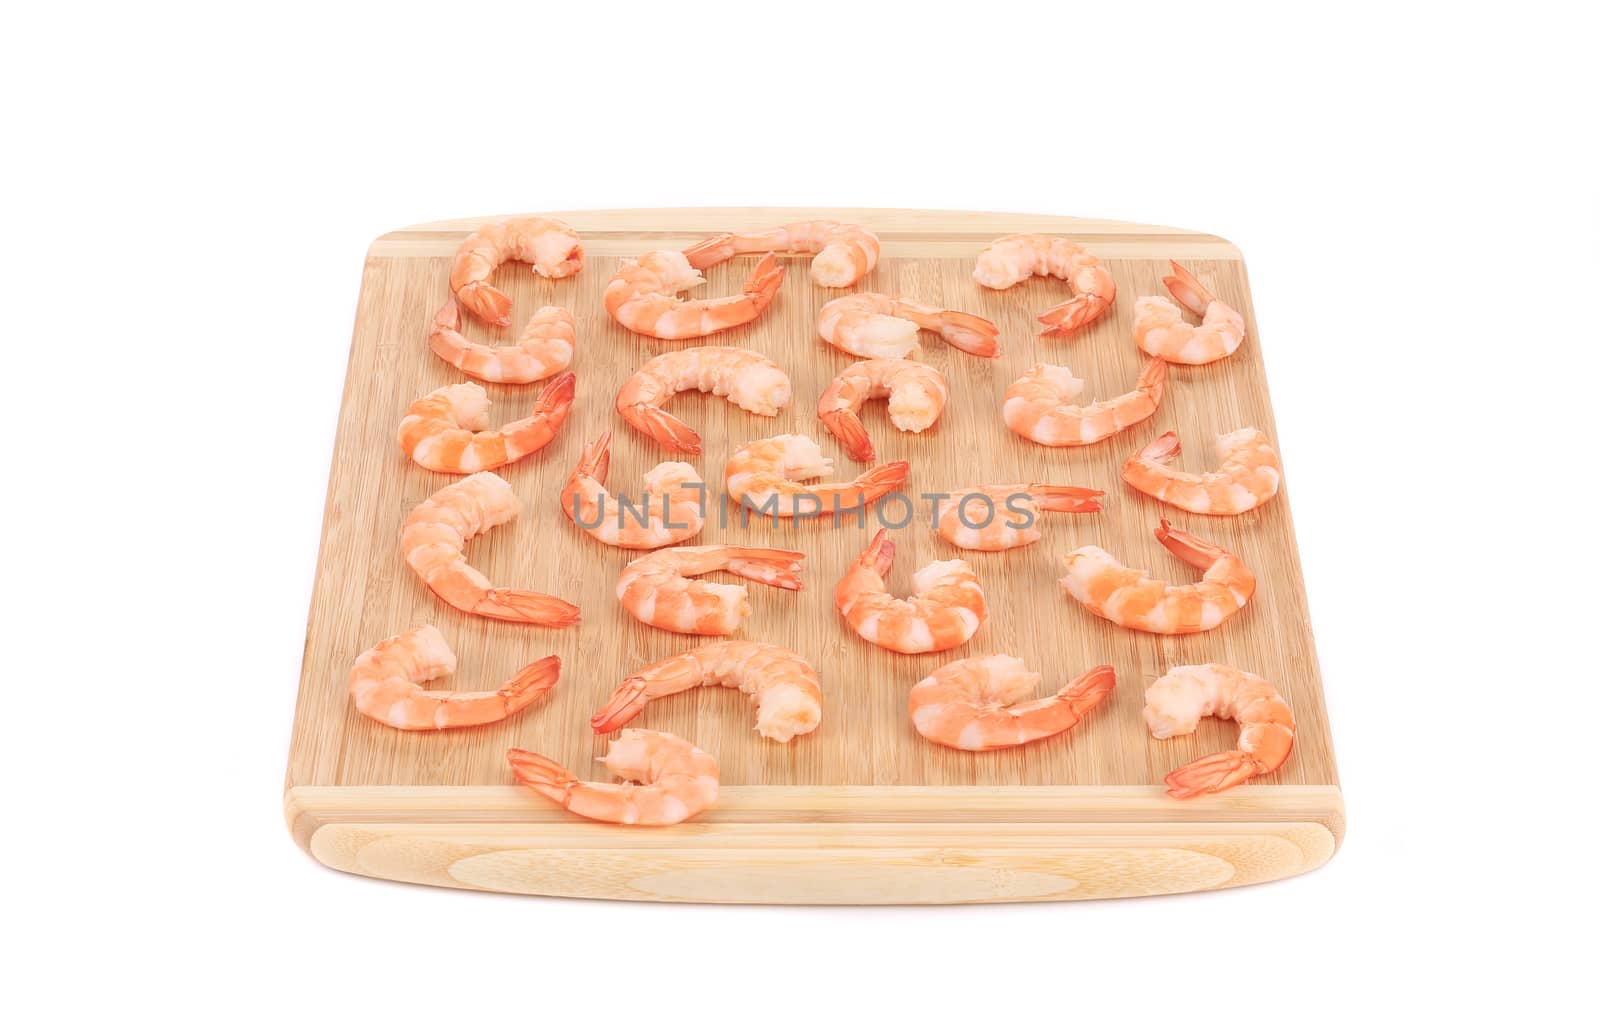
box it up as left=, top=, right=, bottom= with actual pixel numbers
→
left=476, top=589, right=582, bottom=626
left=723, top=547, right=806, bottom=590
left=619, top=404, right=701, bottom=455
left=857, top=460, right=911, bottom=500
left=501, top=655, right=563, bottom=712
left=933, top=311, right=1001, bottom=357
left=1137, top=430, right=1183, bottom=464
left=1059, top=664, right=1117, bottom=710
left=1164, top=749, right=1264, bottom=799
left=507, top=748, right=578, bottom=800
left=1154, top=519, right=1225, bottom=570
left=574, top=431, right=612, bottom=482
left=1137, top=355, right=1169, bottom=398
left=1029, top=485, right=1105, bottom=514
left=457, top=281, right=513, bottom=328
left=535, top=371, right=578, bottom=417
left=820, top=409, right=875, bottom=462
left=856, top=528, right=895, bottom=578
left=682, top=233, right=737, bottom=269
left=1163, top=260, right=1214, bottom=317
left=1036, top=294, right=1110, bottom=336
left=743, top=252, right=786, bottom=305
left=590, top=677, right=650, bottom=734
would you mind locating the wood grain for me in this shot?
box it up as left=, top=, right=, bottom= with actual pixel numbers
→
left=286, top=208, right=1341, bottom=902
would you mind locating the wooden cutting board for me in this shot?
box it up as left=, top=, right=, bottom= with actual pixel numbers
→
left=285, top=208, right=1342, bottom=903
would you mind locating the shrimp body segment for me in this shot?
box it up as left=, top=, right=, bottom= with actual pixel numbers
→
left=725, top=434, right=909, bottom=518
left=818, top=293, right=1000, bottom=359
left=1133, top=261, right=1246, bottom=364
left=818, top=358, right=948, bottom=462
left=835, top=530, right=987, bottom=655
left=934, top=483, right=1103, bottom=551
left=592, top=641, right=822, bottom=742
left=350, top=625, right=560, bottom=731
left=429, top=298, right=574, bottom=384
left=973, top=234, right=1116, bottom=336
left=1123, top=428, right=1282, bottom=515
left=910, top=656, right=1115, bottom=752
left=508, top=729, right=718, bottom=826
left=562, top=432, right=704, bottom=549
left=616, top=347, right=791, bottom=455
left=402, top=472, right=580, bottom=626
left=616, top=544, right=805, bottom=635
left=450, top=216, right=583, bottom=327
left=398, top=373, right=576, bottom=474
left=685, top=220, right=879, bottom=288
left=1145, top=664, right=1295, bottom=798
left=1004, top=357, right=1166, bottom=447
left=604, top=250, right=784, bottom=340
left=1060, top=520, right=1255, bottom=634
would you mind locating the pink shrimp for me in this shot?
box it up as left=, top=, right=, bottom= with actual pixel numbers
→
left=1133, top=261, right=1247, bottom=364
left=428, top=298, right=574, bottom=384
left=349, top=625, right=559, bottom=731
left=1145, top=664, right=1295, bottom=797
left=1060, top=520, right=1255, bottom=635
left=561, top=432, right=705, bottom=549
left=973, top=234, right=1117, bottom=336
left=591, top=641, right=822, bottom=742
left=909, top=656, right=1115, bottom=751
left=1003, top=358, right=1167, bottom=447
left=1123, top=428, right=1282, bottom=515
left=604, top=250, right=784, bottom=340
left=615, top=347, right=791, bottom=455
left=685, top=220, right=879, bottom=288
left=449, top=216, right=583, bottom=327
left=397, top=373, right=576, bottom=474
left=508, top=729, right=718, bottom=826
left=817, top=293, right=1001, bottom=359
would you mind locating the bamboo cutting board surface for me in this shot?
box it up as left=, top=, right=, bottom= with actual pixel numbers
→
left=286, top=208, right=1341, bottom=903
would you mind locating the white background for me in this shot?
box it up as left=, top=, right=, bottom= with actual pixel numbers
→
left=6, top=2, right=1595, bottom=1008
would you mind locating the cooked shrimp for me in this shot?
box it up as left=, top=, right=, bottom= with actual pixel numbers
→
left=725, top=434, right=909, bottom=518
left=1133, top=261, right=1247, bottom=364
left=1145, top=663, right=1295, bottom=798
left=1123, top=428, right=1282, bottom=515
left=428, top=298, right=574, bottom=383
left=615, top=347, right=791, bottom=455
left=591, top=641, right=822, bottom=742
left=818, top=293, right=1000, bottom=359
left=402, top=472, right=581, bottom=625
left=972, top=234, right=1116, bottom=336
left=835, top=529, right=987, bottom=654
left=910, top=656, right=1115, bottom=751
left=398, top=373, right=575, bottom=474
left=934, top=483, right=1103, bottom=551
left=1060, top=519, right=1255, bottom=634
left=616, top=544, right=804, bottom=635
left=508, top=729, right=718, bottom=826
left=685, top=220, right=879, bottom=288
left=350, top=625, right=560, bottom=731
left=604, top=250, right=784, bottom=339
left=1004, top=357, right=1166, bottom=447
left=562, top=432, right=704, bottom=549
left=817, top=358, right=948, bottom=462
left=450, top=216, right=583, bottom=327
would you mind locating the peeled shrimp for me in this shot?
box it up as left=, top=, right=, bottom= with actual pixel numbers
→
left=591, top=641, right=822, bottom=742
left=973, top=234, right=1116, bottom=336
left=1123, top=428, right=1282, bottom=515
left=1145, top=663, right=1295, bottom=798
left=398, top=373, right=575, bottom=474
left=615, top=346, right=791, bottom=455
left=818, top=293, right=1000, bottom=359
left=1004, top=357, right=1166, bottom=447
left=508, top=729, right=718, bottom=826
left=562, top=432, right=704, bottom=549
left=910, top=656, right=1115, bottom=752
left=616, top=544, right=804, bottom=635
left=934, top=483, right=1103, bottom=551
left=450, top=216, right=583, bottom=327
left=429, top=298, right=573, bottom=383
left=725, top=434, right=909, bottom=518
left=604, top=250, right=784, bottom=340
left=1061, top=519, right=1255, bottom=634
left=350, top=625, right=559, bottom=731
left=1133, top=261, right=1246, bottom=364
left=835, top=529, right=987, bottom=654
left=685, top=220, right=879, bottom=288
left=817, top=358, right=948, bottom=462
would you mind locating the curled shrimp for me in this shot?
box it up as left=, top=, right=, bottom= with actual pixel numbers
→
left=402, top=472, right=580, bottom=625
left=725, top=434, right=909, bottom=518
left=591, top=641, right=822, bottom=742
left=1145, top=663, right=1295, bottom=798
left=1133, top=261, right=1247, bottom=364
left=818, top=293, right=1000, bottom=359
left=429, top=298, right=574, bottom=384
left=508, top=729, right=718, bottom=826
left=972, top=234, right=1117, bottom=336
left=934, top=483, right=1103, bottom=551
left=817, top=358, right=948, bottom=462
left=615, top=346, right=791, bottom=455
left=685, top=220, right=879, bottom=288
left=910, top=656, right=1115, bottom=752
left=561, top=432, right=704, bottom=549
left=450, top=216, right=583, bottom=327
left=1060, top=519, right=1255, bottom=635
left=604, top=250, right=784, bottom=340
left=350, top=625, right=559, bottom=731
left=1123, top=428, right=1282, bottom=515
left=835, top=529, right=987, bottom=655
left=616, top=544, right=805, bottom=635
left=398, top=373, right=575, bottom=474
left=1003, top=357, right=1166, bottom=447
